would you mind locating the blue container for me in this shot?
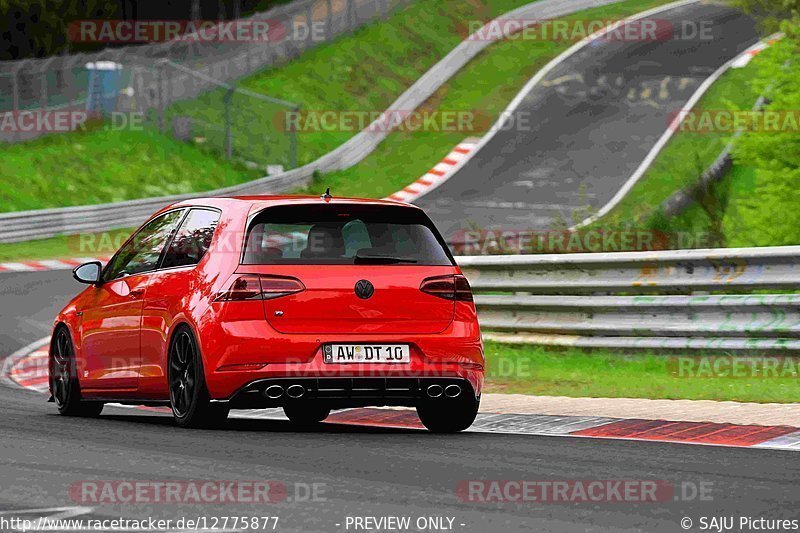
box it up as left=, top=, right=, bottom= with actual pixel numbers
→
left=86, top=61, right=122, bottom=114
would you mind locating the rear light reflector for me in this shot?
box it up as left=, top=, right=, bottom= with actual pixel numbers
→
left=455, top=275, right=474, bottom=302
left=216, top=274, right=262, bottom=301
left=420, top=275, right=473, bottom=302
left=260, top=276, right=306, bottom=299
left=215, top=275, right=305, bottom=301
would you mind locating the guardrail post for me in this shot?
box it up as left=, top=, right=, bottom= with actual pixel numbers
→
left=11, top=62, right=25, bottom=143
left=39, top=61, right=51, bottom=109
left=290, top=104, right=300, bottom=168
left=11, top=63, right=21, bottom=113
left=156, top=60, right=167, bottom=134
left=326, top=0, right=333, bottom=40
left=305, top=3, right=314, bottom=49
left=224, top=85, right=235, bottom=160
left=347, top=0, right=356, bottom=31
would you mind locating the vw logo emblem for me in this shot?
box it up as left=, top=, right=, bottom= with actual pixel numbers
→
left=354, top=279, right=374, bottom=299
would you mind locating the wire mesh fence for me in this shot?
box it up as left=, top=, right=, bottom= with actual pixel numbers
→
left=0, top=0, right=414, bottom=168
left=150, top=60, right=300, bottom=168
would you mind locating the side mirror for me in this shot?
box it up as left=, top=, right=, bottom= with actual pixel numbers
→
left=72, top=261, right=102, bottom=285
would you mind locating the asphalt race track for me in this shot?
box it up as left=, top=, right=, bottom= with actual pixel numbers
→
left=417, top=2, right=759, bottom=239
left=2, top=271, right=800, bottom=532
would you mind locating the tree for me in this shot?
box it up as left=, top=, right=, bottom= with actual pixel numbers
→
left=0, top=0, right=121, bottom=59
left=728, top=0, right=800, bottom=31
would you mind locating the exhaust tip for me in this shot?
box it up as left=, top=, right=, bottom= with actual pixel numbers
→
left=445, top=384, right=461, bottom=398
left=265, top=385, right=284, bottom=399
left=426, top=384, right=443, bottom=398
left=286, top=384, right=306, bottom=399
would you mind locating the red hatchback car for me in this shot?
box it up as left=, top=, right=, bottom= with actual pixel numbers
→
left=50, top=195, right=484, bottom=432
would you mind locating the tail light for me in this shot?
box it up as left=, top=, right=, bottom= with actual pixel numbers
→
left=215, top=274, right=305, bottom=301
left=420, top=275, right=473, bottom=302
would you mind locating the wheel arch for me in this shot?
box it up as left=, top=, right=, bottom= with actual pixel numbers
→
left=165, top=320, right=213, bottom=390
left=49, top=321, right=74, bottom=370
left=51, top=321, right=70, bottom=341
left=48, top=322, right=71, bottom=400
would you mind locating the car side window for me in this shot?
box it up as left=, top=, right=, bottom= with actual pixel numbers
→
left=161, top=209, right=221, bottom=269
left=104, top=210, right=183, bottom=281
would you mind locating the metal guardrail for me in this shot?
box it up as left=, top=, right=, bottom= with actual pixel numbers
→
left=0, top=0, right=626, bottom=243
left=456, top=246, right=800, bottom=351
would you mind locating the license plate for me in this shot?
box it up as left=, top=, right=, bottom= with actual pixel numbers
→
left=323, top=344, right=410, bottom=364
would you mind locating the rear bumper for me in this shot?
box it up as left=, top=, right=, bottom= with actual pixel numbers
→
left=198, top=314, right=484, bottom=405
left=223, top=375, right=478, bottom=409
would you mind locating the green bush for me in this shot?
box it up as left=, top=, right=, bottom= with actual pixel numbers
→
left=730, top=19, right=800, bottom=246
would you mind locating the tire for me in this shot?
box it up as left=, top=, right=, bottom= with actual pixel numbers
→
left=416, top=394, right=480, bottom=433
left=50, top=327, right=104, bottom=417
left=283, top=403, right=331, bottom=426
left=168, top=325, right=229, bottom=429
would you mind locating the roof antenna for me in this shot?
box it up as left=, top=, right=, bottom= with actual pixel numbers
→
left=320, top=187, right=332, bottom=202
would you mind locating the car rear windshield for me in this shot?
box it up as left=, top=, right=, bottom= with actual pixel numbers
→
left=242, top=204, right=455, bottom=266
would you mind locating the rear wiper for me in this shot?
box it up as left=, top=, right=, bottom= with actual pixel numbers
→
left=354, top=254, right=418, bottom=264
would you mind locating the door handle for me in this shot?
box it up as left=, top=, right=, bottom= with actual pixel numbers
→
left=129, top=289, right=145, bottom=299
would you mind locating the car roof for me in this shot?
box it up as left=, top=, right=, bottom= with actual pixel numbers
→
left=168, top=195, right=420, bottom=214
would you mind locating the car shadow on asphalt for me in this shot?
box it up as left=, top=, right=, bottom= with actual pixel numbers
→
left=94, top=413, right=426, bottom=435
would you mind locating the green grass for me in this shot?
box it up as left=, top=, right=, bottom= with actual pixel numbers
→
left=597, top=56, right=763, bottom=227
left=718, top=164, right=774, bottom=247
left=300, top=0, right=673, bottom=199
left=0, top=126, right=261, bottom=213
left=484, top=341, right=800, bottom=403
left=659, top=163, right=758, bottom=245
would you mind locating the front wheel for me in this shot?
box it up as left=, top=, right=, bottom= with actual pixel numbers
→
left=169, top=326, right=229, bottom=428
left=283, top=403, right=331, bottom=426
left=416, top=395, right=479, bottom=433
left=50, top=327, right=104, bottom=417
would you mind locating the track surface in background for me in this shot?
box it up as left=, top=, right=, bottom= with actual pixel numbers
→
left=418, top=2, right=759, bottom=238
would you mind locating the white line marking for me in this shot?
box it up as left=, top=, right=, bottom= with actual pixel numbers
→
left=35, top=260, right=73, bottom=270
left=0, top=262, right=37, bottom=272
